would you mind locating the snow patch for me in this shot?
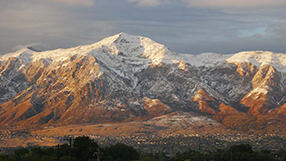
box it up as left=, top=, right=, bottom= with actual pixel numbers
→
left=227, top=51, right=286, bottom=73
left=148, top=112, right=219, bottom=127
left=182, top=53, right=232, bottom=67
left=245, top=86, right=269, bottom=100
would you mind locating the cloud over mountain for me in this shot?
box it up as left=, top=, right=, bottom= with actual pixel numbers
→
left=181, top=0, right=286, bottom=8
left=49, top=0, right=95, bottom=6
left=0, top=0, right=285, bottom=55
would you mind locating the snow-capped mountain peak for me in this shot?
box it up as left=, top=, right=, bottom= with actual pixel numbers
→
left=1, top=33, right=286, bottom=132
left=2, top=34, right=286, bottom=72
left=91, top=32, right=177, bottom=65
left=179, top=51, right=286, bottom=73
left=227, top=51, right=286, bottom=72
left=183, top=52, right=232, bottom=67
left=0, top=33, right=178, bottom=68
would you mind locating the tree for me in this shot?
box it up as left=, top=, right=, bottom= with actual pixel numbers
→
left=229, top=144, right=253, bottom=154
left=14, top=147, right=29, bottom=158
left=31, top=147, right=43, bottom=156
left=104, top=143, right=139, bottom=161
left=72, top=136, right=99, bottom=161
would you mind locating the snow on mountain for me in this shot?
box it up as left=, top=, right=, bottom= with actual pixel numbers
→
left=1, top=33, right=285, bottom=106
left=2, top=33, right=286, bottom=73
left=0, top=33, right=182, bottom=82
left=180, top=51, right=286, bottom=73
left=1, top=32, right=286, bottom=130
left=183, top=53, right=232, bottom=67
left=227, top=51, right=286, bottom=73
left=0, top=32, right=177, bottom=65
left=148, top=112, right=219, bottom=127
left=93, top=32, right=178, bottom=65
left=243, top=86, right=269, bottom=99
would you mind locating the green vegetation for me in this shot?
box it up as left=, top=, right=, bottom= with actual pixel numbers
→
left=0, top=136, right=139, bottom=161
left=0, top=136, right=284, bottom=161
left=168, top=146, right=280, bottom=161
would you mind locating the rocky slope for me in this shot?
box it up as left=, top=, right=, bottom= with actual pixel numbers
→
left=0, top=33, right=286, bottom=133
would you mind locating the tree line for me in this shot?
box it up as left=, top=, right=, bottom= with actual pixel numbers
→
left=0, top=136, right=285, bottom=161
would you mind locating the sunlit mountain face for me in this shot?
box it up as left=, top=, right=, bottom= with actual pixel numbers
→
left=0, top=33, right=286, bottom=134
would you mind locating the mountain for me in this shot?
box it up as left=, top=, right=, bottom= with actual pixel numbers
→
left=0, top=33, right=286, bottom=133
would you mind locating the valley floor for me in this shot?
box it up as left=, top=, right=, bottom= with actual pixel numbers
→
left=1, top=121, right=286, bottom=153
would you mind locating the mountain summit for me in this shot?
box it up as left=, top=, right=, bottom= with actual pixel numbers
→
left=0, top=33, right=286, bottom=133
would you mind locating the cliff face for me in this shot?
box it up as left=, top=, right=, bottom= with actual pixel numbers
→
left=0, top=33, right=286, bottom=132
left=241, top=64, right=284, bottom=115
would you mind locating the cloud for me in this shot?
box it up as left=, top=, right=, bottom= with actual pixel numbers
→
left=267, top=20, right=286, bottom=36
left=12, top=43, right=44, bottom=51
left=127, top=0, right=170, bottom=7
left=51, top=0, right=94, bottom=6
left=128, top=0, right=286, bottom=8
left=253, top=33, right=263, bottom=39
left=181, top=0, right=286, bottom=8
left=0, top=0, right=285, bottom=55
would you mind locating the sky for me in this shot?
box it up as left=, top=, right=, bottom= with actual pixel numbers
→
left=0, top=0, right=286, bottom=55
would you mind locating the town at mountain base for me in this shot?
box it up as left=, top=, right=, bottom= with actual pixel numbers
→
left=0, top=33, right=286, bottom=134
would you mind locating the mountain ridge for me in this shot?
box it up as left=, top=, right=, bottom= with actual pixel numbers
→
left=0, top=33, right=286, bottom=133
left=2, top=33, right=286, bottom=72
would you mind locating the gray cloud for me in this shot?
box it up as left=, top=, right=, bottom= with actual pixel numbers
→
left=267, top=20, right=286, bottom=37
left=253, top=33, right=263, bottom=39
left=51, top=0, right=94, bottom=6
left=127, top=0, right=170, bottom=7
left=129, top=0, right=286, bottom=8
left=12, top=43, right=44, bottom=51
left=181, top=0, right=286, bottom=8
left=0, top=0, right=285, bottom=55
